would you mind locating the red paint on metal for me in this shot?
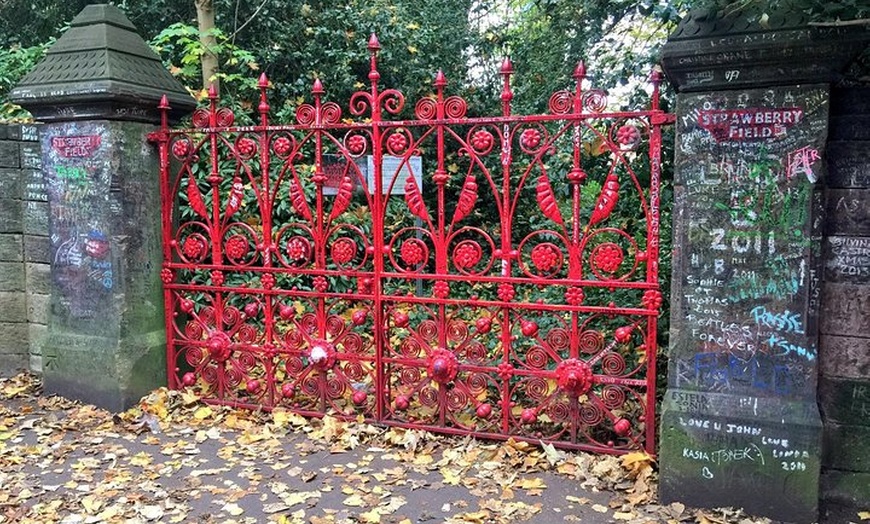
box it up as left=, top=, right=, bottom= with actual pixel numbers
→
left=151, top=39, right=672, bottom=455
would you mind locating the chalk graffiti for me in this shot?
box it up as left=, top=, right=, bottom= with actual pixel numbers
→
left=698, top=107, right=803, bottom=142
left=786, top=146, right=821, bottom=183
left=50, top=135, right=101, bottom=158
left=675, top=352, right=797, bottom=395
left=682, top=443, right=766, bottom=466
left=750, top=306, right=803, bottom=334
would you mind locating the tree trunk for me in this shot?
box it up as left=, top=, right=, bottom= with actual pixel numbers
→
left=195, top=0, right=219, bottom=94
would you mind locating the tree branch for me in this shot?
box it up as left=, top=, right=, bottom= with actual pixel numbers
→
left=228, top=0, right=271, bottom=42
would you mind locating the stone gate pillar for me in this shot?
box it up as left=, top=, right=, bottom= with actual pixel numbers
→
left=9, top=4, right=195, bottom=410
left=659, top=8, right=869, bottom=523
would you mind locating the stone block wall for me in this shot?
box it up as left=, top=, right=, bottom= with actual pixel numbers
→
left=0, top=123, right=48, bottom=374
left=819, top=86, right=870, bottom=506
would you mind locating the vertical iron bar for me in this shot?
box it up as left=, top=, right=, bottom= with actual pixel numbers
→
left=645, top=69, right=665, bottom=455
left=498, top=58, right=513, bottom=436
left=368, top=34, right=386, bottom=423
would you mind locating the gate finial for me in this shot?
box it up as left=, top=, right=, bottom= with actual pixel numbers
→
left=650, top=67, right=662, bottom=111
left=368, top=33, right=381, bottom=84
left=258, top=72, right=270, bottom=124
left=499, top=58, right=513, bottom=117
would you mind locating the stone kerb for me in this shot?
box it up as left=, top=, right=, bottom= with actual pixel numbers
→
left=9, top=4, right=195, bottom=411
left=659, top=7, right=869, bottom=524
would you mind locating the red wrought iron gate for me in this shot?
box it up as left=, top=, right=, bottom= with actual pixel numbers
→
left=150, top=36, right=672, bottom=455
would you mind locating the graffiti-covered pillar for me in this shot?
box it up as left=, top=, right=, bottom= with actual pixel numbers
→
left=659, top=8, right=870, bottom=523
left=9, top=4, right=195, bottom=410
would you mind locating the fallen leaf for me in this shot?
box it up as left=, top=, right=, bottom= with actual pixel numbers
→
left=222, top=502, right=244, bottom=516
left=139, top=505, right=164, bottom=521
left=516, top=477, right=546, bottom=490
left=343, top=494, right=365, bottom=507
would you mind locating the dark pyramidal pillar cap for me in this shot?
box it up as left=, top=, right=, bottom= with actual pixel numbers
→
left=661, top=5, right=870, bottom=92
left=10, top=4, right=196, bottom=123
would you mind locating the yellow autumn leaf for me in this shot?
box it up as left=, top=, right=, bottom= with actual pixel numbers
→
left=413, top=454, right=434, bottom=465
left=81, top=494, right=103, bottom=514
left=343, top=494, right=365, bottom=507
left=193, top=406, right=213, bottom=420
left=447, top=162, right=459, bottom=174
left=858, top=511, right=870, bottom=521
left=407, top=45, right=418, bottom=54
left=621, top=451, right=654, bottom=478
left=516, top=477, right=546, bottom=490
left=440, top=467, right=462, bottom=486
left=359, top=508, right=381, bottom=523
left=223, top=502, right=244, bottom=516
left=406, top=22, right=420, bottom=30
left=181, top=390, right=200, bottom=405
left=457, top=510, right=490, bottom=523
left=130, top=451, right=152, bottom=467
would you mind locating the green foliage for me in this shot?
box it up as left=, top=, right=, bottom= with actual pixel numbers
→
left=150, top=22, right=261, bottom=120
left=0, top=40, right=52, bottom=122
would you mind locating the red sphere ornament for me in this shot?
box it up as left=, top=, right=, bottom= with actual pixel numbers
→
left=521, top=320, right=539, bottom=337
left=614, top=326, right=632, bottom=343
left=246, top=379, right=261, bottom=394
left=393, top=311, right=410, bottom=328
left=352, top=390, right=368, bottom=405
left=309, top=341, right=336, bottom=370
left=244, top=302, right=259, bottom=318
left=521, top=408, right=537, bottom=424
left=181, top=372, right=197, bottom=387
left=475, top=317, right=492, bottom=334
left=180, top=298, right=195, bottom=313
left=279, top=304, right=295, bottom=321
left=395, top=395, right=410, bottom=410
left=281, top=383, right=296, bottom=398
left=614, top=418, right=631, bottom=436
left=555, top=358, right=594, bottom=397
left=206, top=332, right=232, bottom=362
left=427, top=348, right=459, bottom=384
left=476, top=403, right=492, bottom=418
left=352, top=309, right=368, bottom=326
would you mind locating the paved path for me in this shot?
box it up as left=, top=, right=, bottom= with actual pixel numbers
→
left=0, top=373, right=856, bottom=524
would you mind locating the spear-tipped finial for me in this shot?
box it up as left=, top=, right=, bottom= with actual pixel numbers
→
left=499, top=57, right=513, bottom=76
left=258, top=73, right=270, bottom=122
left=368, top=33, right=381, bottom=53
left=312, top=78, right=325, bottom=95
left=650, top=66, right=663, bottom=85
left=207, top=83, right=218, bottom=100
left=574, top=61, right=586, bottom=80
left=434, top=70, right=447, bottom=88
left=500, top=58, right=513, bottom=117
left=650, top=66, right=664, bottom=111
left=158, top=94, right=170, bottom=110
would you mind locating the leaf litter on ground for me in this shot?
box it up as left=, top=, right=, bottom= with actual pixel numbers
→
left=0, top=372, right=784, bottom=524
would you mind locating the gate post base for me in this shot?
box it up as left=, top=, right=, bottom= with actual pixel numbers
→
left=41, top=330, right=165, bottom=413
left=659, top=390, right=822, bottom=523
